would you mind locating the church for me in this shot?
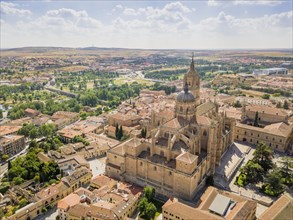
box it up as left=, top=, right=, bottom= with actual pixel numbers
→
left=105, top=57, right=235, bottom=200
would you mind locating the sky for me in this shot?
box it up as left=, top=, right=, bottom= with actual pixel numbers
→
left=0, top=0, right=292, bottom=49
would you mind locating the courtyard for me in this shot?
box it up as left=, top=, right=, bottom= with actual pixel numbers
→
left=88, top=156, right=107, bottom=177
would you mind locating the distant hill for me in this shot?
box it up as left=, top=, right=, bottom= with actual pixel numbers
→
left=1, top=46, right=74, bottom=53
left=1, top=46, right=292, bottom=56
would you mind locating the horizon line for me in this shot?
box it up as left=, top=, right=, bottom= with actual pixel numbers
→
left=1, top=46, right=292, bottom=51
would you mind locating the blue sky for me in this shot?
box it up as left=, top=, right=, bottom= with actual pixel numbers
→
left=1, top=0, right=292, bottom=49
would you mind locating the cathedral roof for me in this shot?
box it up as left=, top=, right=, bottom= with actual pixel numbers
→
left=177, top=83, right=195, bottom=103
left=164, top=118, right=183, bottom=129
left=176, top=152, right=197, bottom=164
left=197, top=115, right=211, bottom=126
left=196, top=101, right=216, bottom=116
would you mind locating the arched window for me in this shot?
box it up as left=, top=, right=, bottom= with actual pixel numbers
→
left=203, top=130, right=207, bottom=136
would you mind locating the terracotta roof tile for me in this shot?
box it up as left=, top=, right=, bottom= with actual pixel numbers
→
left=259, top=193, right=293, bottom=220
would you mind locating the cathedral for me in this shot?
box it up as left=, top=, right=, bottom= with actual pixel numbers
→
left=106, top=57, right=235, bottom=200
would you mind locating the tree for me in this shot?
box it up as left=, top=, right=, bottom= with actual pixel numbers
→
left=262, top=94, right=270, bottom=99
left=34, top=175, right=40, bottom=183
left=29, top=128, right=39, bottom=139
left=253, top=143, right=273, bottom=172
left=40, top=124, right=56, bottom=138
left=139, top=186, right=157, bottom=219
left=263, top=169, right=284, bottom=196
left=80, top=112, right=87, bottom=120
left=115, top=124, right=119, bottom=139
left=0, top=109, right=3, bottom=119
left=8, top=160, right=12, bottom=170
left=7, top=160, right=12, bottom=181
left=240, top=160, right=264, bottom=183
left=138, top=197, right=148, bottom=217
left=145, top=202, right=157, bottom=220
left=29, top=140, right=38, bottom=149
left=253, top=111, right=259, bottom=127
left=116, top=125, right=123, bottom=140
left=95, top=107, right=102, bottom=116
left=280, top=157, right=292, bottom=178
left=233, top=100, right=242, bottom=108
left=279, top=157, right=293, bottom=186
left=141, top=128, right=147, bottom=138
left=13, top=176, right=24, bottom=185
left=144, top=186, right=155, bottom=202
left=19, top=198, right=28, bottom=208
left=283, top=100, right=289, bottom=109
left=1, top=154, right=9, bottom=161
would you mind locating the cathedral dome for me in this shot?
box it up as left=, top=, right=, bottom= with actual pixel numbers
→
left=177, top=83, right=195, bottom=103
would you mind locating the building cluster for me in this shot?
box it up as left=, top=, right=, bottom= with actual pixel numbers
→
left=1, top=55, right=293, bottom=220
left=163, top=186, right=257, bottom=220
left=57, top=116, right=104, bottom=143
left=6, top=166, right=93, bottom=220
left=254, top=76, right=293, bottom=91
left=57, top=175, right=142, bottom=220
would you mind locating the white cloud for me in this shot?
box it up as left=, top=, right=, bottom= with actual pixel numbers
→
left=233, top=0, right=283, bottom=6
left=197, top=10, right=293, bottom=38
left=207, top=0, right=222, bottom=7
left=118, top=1, right=193, bottom=34
left=123, top=2, right=192, bottom=22
left=123, top=8, right=138, bottom=16
left=34, top=8, right=101, bottom=30
left=112, top=4, right=123, bottom=12
left=1, top=2, right=292, bottom=49
left=0, top=2, right=31, bottom=16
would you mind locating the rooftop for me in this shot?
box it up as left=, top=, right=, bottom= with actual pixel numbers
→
left=259, top=193, right=293, bottom=220
left=0, top=134, right=24, bottom=146
left=236, top=122, right=292, bottom=137
left=108, top=112, right=141, bottom=122
left=246, top=104, right=288, bottom=117
left=0, top=125, right=22, bottom=136
left=209, top=194, right=233, bottom=216
left=176, top=152, right=197, bottom=164
left=51, top=111, right=79, bottom=121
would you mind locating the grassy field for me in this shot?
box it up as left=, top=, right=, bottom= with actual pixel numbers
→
left=148, top=66, right=188, bottom=73
left=241, top=89, right=266, bottom=97
left=58, top=65, right=90, bottom=72
left=114, top=77, right=154, bottom=86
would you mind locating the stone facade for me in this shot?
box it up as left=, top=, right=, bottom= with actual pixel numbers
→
left=234, top=122, right=293, bottom=152
left=233, top=103, right=293, bottom=152
left=106, top=59, right=235, bottom=201
left=0, top=135, right=25, bottom=157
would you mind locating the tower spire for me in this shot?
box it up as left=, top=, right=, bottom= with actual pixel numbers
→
left=190, top=53, right=195, bottom=73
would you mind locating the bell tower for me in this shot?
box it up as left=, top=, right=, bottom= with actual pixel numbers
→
left=183, top=54, right=200, bottom=105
